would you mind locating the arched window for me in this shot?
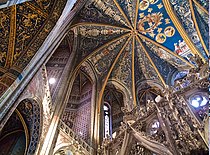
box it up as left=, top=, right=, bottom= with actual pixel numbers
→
left=104, top=104, right=111, bottom=138
left=189, top=93, right=208, bottom=120
left=148, top=119, right=160, bottom=135
left=103, top=86, right=124, bottom=138
left=190, top=94, right=208, bottom=108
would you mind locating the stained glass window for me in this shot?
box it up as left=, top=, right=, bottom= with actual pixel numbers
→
left=189, top=93, right=208, bottom=120
left=149, top=120, right=160, bottom=135
left=104, top=104, right=111, bottom=138
left=190, top=94, right=208, bottom=108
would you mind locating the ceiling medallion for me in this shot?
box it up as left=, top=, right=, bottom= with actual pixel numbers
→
left=139, top=0, right=150, bottom=11
left=131, top=30, right=138, bottom=36
left=139, top=0, right=159, bottom=11
left=164, top=26, right=175, bottom=37
left=155, top=33, right=166, bottom=43
left=137, top=13, right=163, bottom=33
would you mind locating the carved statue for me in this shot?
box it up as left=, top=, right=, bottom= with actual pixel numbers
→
left=162, top=85, right=172, bottom=101
left=189, top=54, right=203, bottom=68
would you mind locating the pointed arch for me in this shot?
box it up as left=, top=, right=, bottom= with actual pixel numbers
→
left=17, top=98, right=42, bottom=155
left=107, top=79, right=133, bottom=110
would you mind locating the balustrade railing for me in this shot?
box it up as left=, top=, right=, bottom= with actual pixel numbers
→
left=59, top=120, right=94, bottom=154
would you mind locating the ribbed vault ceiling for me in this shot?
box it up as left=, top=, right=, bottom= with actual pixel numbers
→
left=71, top=0, right=208, bottom=105
left=0, top=0, right=67, bottom=96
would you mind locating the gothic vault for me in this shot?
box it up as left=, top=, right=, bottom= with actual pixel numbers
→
left=0, top=0, right=208, bottom=155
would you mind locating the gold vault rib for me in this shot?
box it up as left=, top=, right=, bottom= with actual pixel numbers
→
left=134, top=0, right=139, bottom=30
left=15, top=109, right=30, bottom=155
left=25, top=2, right=48, bottom=18
left=97, top=35, right=132, bottom=112
left=192, top=0, right=208, bottom=14
left=189, top=0, right=209, bottom=56
left=113, top=0, right=133, bottom=29
left=138, top=33, right=195, bottom=68
left=6, top=5, right=16, bottom=68
left=136, top=35, right=166, bottom=87
left=132, top=36, right=137, bottom=106
left=162, top=0, right=206, bottom=63
left=72, top=33, right=131, bottom=76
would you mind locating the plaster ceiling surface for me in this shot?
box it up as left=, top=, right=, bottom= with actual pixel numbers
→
left=0, top=0, right=67, bottom=96
left=71, top=0, right=208, bottom=104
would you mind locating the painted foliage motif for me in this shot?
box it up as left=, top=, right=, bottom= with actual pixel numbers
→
left=169, top=0, right=208, bottom=59
left=0, top=0, right=67, bottom=96
left=137, top=0, right=184, bottom=51
left=71, top=0, right=206, bottom=97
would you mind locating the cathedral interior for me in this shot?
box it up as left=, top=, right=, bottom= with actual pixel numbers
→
left=0, top=0, right=209, bottom=155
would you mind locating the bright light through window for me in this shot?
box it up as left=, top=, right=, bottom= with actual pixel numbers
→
left=112, top=132, right=117, bottom=139
left=49, top=78, right=56, bottom=84
left=191, top=100, right=200, bottom=108
left=190, top=94, right=208, bottom=108
left=200, top=97, right=208, bottom=106
left=104, top=105, right=111, bottom=138
left=104, top=105, right=108, bottom=111
left=151, top=121, right=159, bottom=128
left=149, top=120, right=160, bottom=135
left=104, top=115, right=110, bottom=137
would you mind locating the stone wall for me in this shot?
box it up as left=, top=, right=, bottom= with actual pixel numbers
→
left=62, top=77, right=92, bottom=144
